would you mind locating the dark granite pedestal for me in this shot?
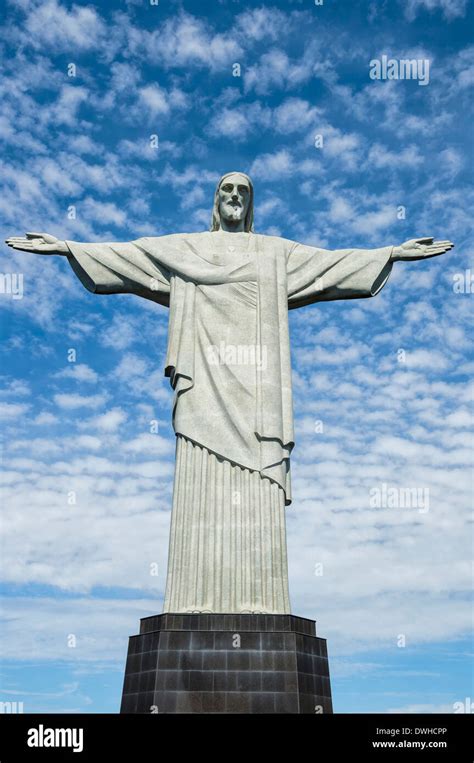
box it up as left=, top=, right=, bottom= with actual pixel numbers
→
left=120, top=613, right=332, bottom=714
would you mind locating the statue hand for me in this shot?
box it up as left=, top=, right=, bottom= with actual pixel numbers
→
left=5, top=232, right=68, bottom=255
left=391, top=237, right=454, bottom=262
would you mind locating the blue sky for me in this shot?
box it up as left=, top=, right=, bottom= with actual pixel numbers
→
left=0, top=0, right=472, bottom=714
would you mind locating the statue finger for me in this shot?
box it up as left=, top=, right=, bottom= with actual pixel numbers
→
left=421, top=250, right=446, bottom=259
left=426, top=244, right=452, bottom=253
left=431, top=240, right=453, bottom=248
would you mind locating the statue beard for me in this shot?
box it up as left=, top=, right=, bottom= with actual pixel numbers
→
left=221, top=202, right=245, bottom=223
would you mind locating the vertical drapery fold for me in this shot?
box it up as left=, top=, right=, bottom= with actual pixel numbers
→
left=163, top=435, right=291, bottom=614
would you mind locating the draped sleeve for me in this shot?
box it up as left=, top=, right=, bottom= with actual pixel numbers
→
left=65, top=239, right=171, bottom=307
left=286, top=240, right=394, bottom=309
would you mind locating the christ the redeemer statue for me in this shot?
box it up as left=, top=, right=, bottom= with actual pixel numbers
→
left=6, top=172, right=453, bottom=615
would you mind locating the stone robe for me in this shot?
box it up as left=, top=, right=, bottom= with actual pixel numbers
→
left=66, top=231, right=393, bottom=612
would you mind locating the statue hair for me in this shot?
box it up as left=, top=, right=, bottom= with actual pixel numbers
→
left=210, top=172, right=254, bottom=232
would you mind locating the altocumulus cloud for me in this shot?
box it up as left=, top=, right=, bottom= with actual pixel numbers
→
left=0, top=0, right=472, bottom=713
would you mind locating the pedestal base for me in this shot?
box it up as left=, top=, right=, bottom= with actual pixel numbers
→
left=120, top=613, right=332, bottom=714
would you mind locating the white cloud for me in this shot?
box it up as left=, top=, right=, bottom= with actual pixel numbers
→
left=400, top=349, right=449, bottom=371
left=0, top=597, right=163, bottom=663
left=328, top=197, right=356, bottom=223
left=33, top=412, right=58, bottom=426
left=81, top=198, right=127, bottom=228
left=68, top=135, right=102, bottom=156
left=351, top=206, right=398, bottom=235
left=9, top=437, right=63, bottom=456
left=387, top=702, right=460, bottom=713
left=207, top=96, right=323, bottom=141
left=53, top=394, right=106, bottom=410
left=128, top=11, right=242, bottom=71
left=0, top=378, right=30, bottom=396
left=123, top=433, right=173, bottom=456
left=117, top=138, right=181, bottom=162
left=30, top=156, right=82, bottom=195
left=55, top=364, right=99, bottom=383
left=437, top=148, right=463, bottom=178
left=274, top=98, right=322, bottom=134
left=405, top=0, right=468, bottom=21
left=323, top=131, right=361, bottom=162
left=367, top=144, right=423, bottom=170
left=244, top=49, right=313, bottom=95
left=250, top=149, right=294, bottom=180
left=0, top=402, right=29, bottom=419
left=74, top=435, right=102, bottom=451
left=110, top=353, right=171, bottom=405
left=257, top=196, right=290, bottom=223
left=234, top=7, right=288, bottom=43
left=317, top=189, right=399, bottom=237
left=83, top=408, right=127, bottom=433
left=138, top=84, right=189, bottom=118
left=100, top=317, right=145, bottom=352
left=207, top=103, right=271, bottom=141
left=113, top=353, right=149, bottom=381
left=22, top=0, right=106, bottom=51
left=1, top=438, right=175, bottom=592
left=48, top=85, right=89, bottom=127
left=444, top=408, right=472, bottom=428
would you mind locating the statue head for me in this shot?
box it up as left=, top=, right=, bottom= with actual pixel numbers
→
left=211, top=172, right=254, bottom=233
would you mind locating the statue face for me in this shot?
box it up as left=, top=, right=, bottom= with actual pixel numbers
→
left=218, top=174, right=250, bottom=226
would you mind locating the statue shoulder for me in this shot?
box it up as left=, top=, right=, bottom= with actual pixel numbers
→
left=254, top=233, right=296, bottom=254
left=133, top=232, right=206, bottom=247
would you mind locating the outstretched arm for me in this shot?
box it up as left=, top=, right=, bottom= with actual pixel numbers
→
left=287, top=236, right=454, bottom=310
left=6, top=232, right=171, bottom=307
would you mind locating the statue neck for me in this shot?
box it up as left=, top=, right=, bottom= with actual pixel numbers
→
left=219, top=219, right=246, bottom=233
